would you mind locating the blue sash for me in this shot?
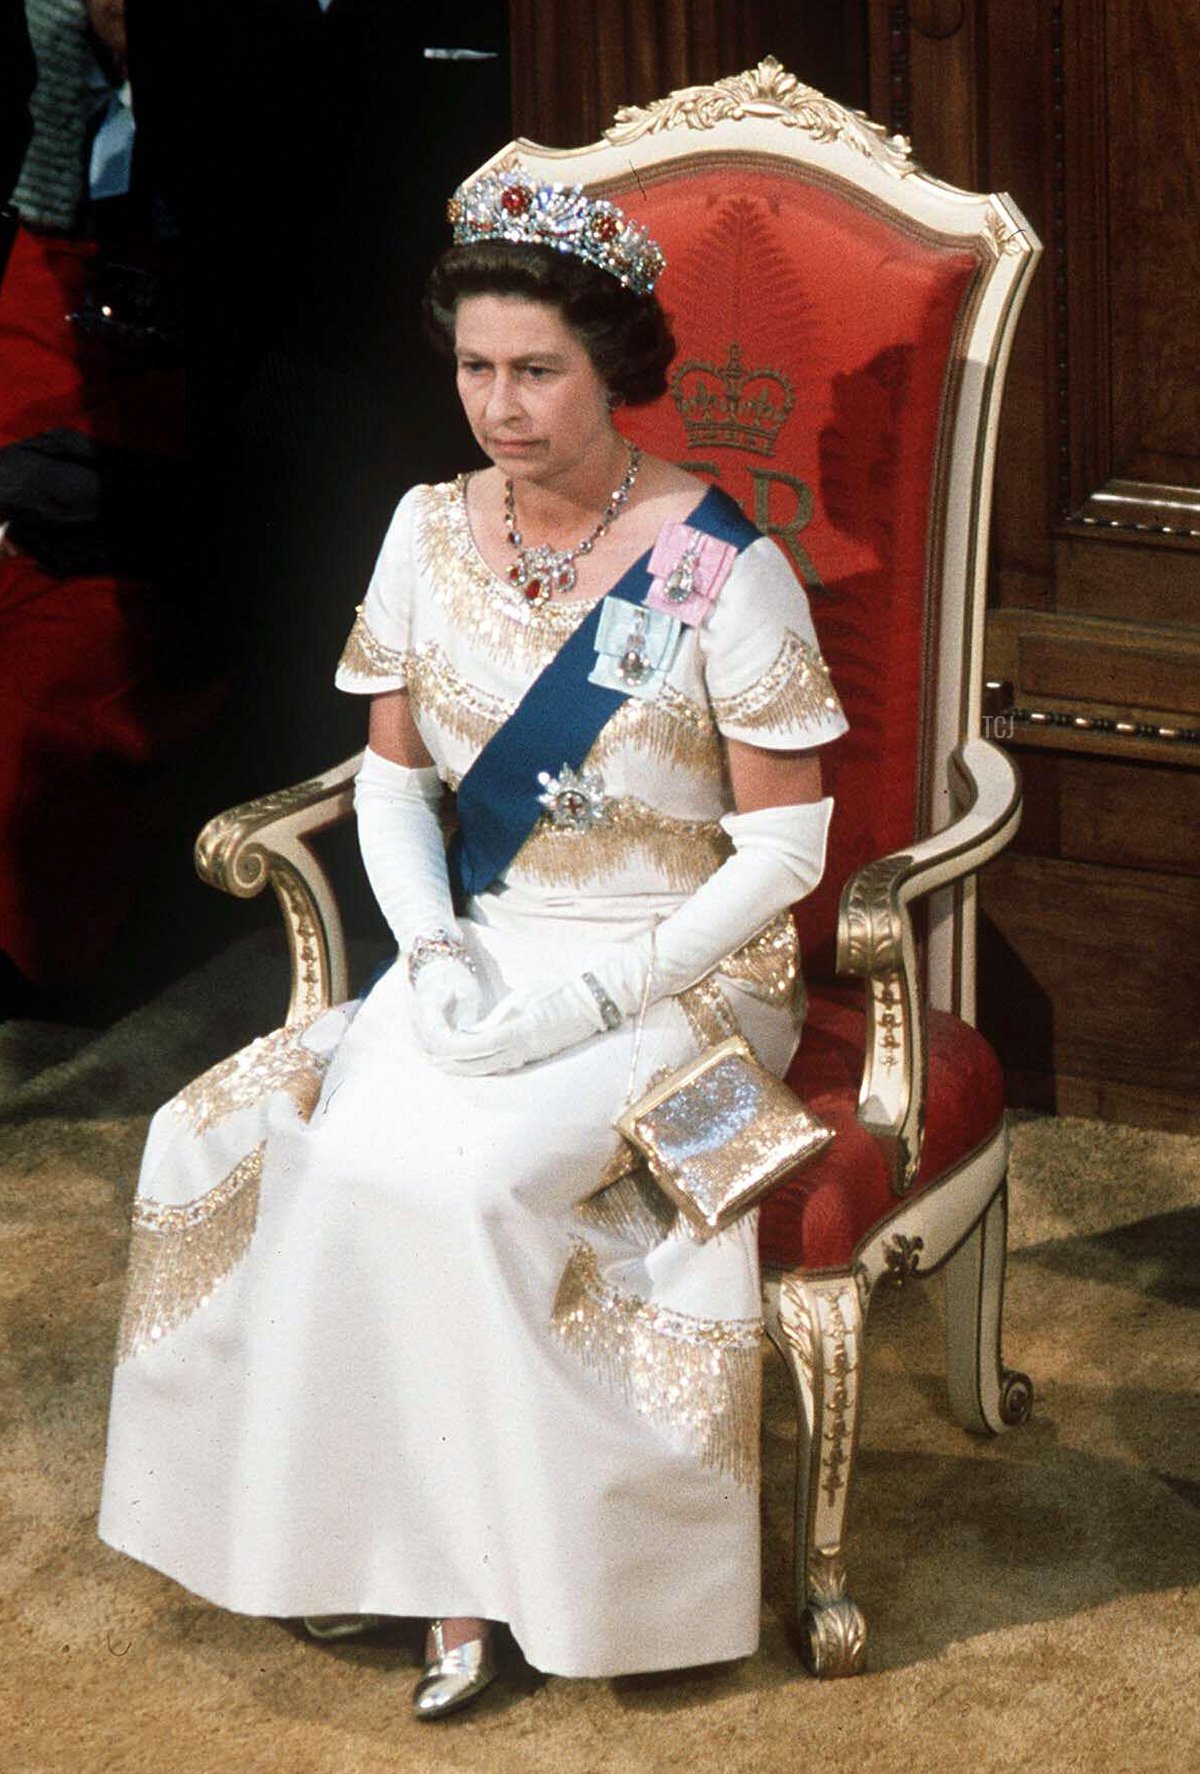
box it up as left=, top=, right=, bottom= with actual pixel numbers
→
left=447, top=484, right=759, bottom=904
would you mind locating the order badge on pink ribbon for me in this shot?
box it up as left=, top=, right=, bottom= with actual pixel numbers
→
left=645, top=523, right=738, bottom=627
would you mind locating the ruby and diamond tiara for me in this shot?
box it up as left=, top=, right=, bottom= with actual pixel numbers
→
left=447, top=168, right=666, bottom=297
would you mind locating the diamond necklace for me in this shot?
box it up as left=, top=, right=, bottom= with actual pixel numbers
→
left=504, top=442, right=641, bottom=606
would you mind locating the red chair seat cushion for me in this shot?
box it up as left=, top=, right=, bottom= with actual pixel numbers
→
left=758, top=986, right=1005, bottom=1272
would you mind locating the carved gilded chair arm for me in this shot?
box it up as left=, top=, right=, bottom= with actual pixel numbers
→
left=194, top=753, right=363, bottom=1026
left=835, top=738, right=1022, bottom=1194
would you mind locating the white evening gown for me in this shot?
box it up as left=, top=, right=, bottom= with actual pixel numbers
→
left=99, top=477, right=846, bottom=1677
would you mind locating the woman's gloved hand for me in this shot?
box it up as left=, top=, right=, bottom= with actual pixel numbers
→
left=420, top=796, right=835, bottom=1077
left=409, top=953, right=485, bottom=1055
left=418, top=976, right=606, bottom=1076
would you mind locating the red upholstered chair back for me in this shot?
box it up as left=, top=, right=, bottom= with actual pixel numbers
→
left=617, top=171, right=975, bottom=979
left=502, top=64, right=1037, bottom=1014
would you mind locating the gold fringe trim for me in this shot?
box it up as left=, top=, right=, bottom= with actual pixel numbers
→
left=116, top=1145, right=265, bottom=1362
left=710, top=629, right=843, bottom=735
left=587, top=685, right=723, bottom=779
left=169, top=1020, right=332, bottom=1137
left=417, top=479, right=595, bottom=673
left=577, top=1110, right=682, bottom=1248
left=514, top=797, right=732, bottom=892
left=675, top=916, right=800, bottom=1051
left=571, top=1163, right=674, bottom=1248
left=552, top=1238, right=762, bottom=1487
left=592, top=1138, right=642, bottom=1194
left=719, top=912, right=800, bottom=1008
left=575, top=1165, right=680, bottom=1246
left=406, top=641, right=515, bottom=754
left=337, top=606, right=410, bottom=684
left=677, top=976, right=741, bottom=1049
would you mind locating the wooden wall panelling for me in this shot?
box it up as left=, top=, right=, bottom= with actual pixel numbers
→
left=988, top=607, right=1200, bottom=758
left=869, top=0, right=984, bottom=189
left=999, top=0, right=1200, bottom=743
left=983, top=0, right=1056, bottom=612
left=869, top=2, right=1200, bottom=1129
left=1057, top=2, right=1200, bottom=567
left=978, top=736, right=1200, bottom=1125
left=1051, top=533, right=1200, bottom=631
left=1095, top=5, right=1200, bottom=514
left=979, top=849, right=1200, bottom=1132
left=508, top=0, right=729, bottom=146
left=1002, top=750, right=1200, bottom=879
left=875, top=2, right=1200, bottom=694
left=507, top=1, right=868, bottom=149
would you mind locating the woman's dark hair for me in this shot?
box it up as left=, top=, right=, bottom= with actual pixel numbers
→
left=423, top=240, right=676, bottom=407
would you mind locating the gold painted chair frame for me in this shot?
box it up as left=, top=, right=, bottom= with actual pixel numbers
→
left=195, top=63, right=1040, bottom=1677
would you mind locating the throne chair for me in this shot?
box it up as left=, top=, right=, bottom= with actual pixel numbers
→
left=196, top=60, right=1041, bottom=1677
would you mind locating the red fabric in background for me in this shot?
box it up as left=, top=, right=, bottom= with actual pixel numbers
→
left=620, top=169, right=979, bottom=978
left=0, top=227, right=212, bottom=984
left=0, top=228, right=182, bottom=453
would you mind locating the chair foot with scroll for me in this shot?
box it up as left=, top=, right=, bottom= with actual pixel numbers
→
left=764, top=1271, right=868, bottom=1679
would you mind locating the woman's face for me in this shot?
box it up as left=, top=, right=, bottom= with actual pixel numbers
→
left=453, top=294, right=614, bottom=487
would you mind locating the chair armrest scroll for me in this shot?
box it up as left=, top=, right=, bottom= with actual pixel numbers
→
left=836, top=738, right=1021, bottom=1194
left=195, top=753, right=362, bottom=1025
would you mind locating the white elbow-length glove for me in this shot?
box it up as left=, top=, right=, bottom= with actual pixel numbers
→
left=425, top=797, right=833, bottom=1076
left=354, top=746, right=483, bottom=1049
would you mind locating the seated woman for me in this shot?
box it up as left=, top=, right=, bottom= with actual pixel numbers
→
left=99, top=168, right=848, bottom=1720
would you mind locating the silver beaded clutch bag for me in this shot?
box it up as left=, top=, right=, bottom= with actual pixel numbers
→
left=614, top=1034, right=834, bottom=1241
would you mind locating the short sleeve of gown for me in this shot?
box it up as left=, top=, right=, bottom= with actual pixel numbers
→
left=699, top=534, right=849, bottom=750
left=333, top=485, right=423, bottom=695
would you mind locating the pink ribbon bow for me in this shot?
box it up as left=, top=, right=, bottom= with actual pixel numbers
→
left=645, top=522, right=738, bottom=626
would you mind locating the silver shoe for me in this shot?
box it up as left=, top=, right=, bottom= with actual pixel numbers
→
left=412, top=1619, right=496, bottom=1721
left=303, top=1614, right=386, bottom=1641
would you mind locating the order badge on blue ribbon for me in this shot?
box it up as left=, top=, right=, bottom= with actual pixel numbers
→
left=588, top=596, right=683, bottom=700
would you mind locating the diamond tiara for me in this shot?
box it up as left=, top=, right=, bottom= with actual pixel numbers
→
left=446, top=168, right=666, bottom=297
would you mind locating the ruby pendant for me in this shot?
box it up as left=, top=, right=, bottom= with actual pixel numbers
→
left=522, top=578, right=545, bottom=604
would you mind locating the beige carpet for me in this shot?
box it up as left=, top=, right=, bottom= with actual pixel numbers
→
left=2, top=934, right=1198, bottom=1774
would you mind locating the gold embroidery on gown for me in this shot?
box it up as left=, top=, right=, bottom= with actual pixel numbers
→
left=417, top=479, right=597, bottom=673
left=586, top=685, right=723, bottom=777
left=711, top=628, right=841, bottom=733
left=514, top=798, right=732, bottom=892
left=406, top=641, right=514, bottom=753
left=575, top=1161, right=681, bottom=1246
left=170, top=1021, right=332, bottom=1136
left=117, top=1145, right=266, bottom=1362
left=718, top=912, right=800, bottom=1007
left=552, top=1238, right=763, bottom=1487
left=337, top=606, right=409, bottom=683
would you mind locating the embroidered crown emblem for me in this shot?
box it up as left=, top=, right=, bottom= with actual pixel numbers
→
left=670, top=342, right=795, bottom=456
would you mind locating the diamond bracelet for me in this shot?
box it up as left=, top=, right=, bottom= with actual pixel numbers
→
left=581, top=971, right=624, bottom=1032
left=406, top=929, right=475, bottom=987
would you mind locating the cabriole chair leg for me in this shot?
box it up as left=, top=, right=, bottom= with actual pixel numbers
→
left=944, top=1179, right=1033, bottom=1434
left=766, top=1271, right=868, bottom=1677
